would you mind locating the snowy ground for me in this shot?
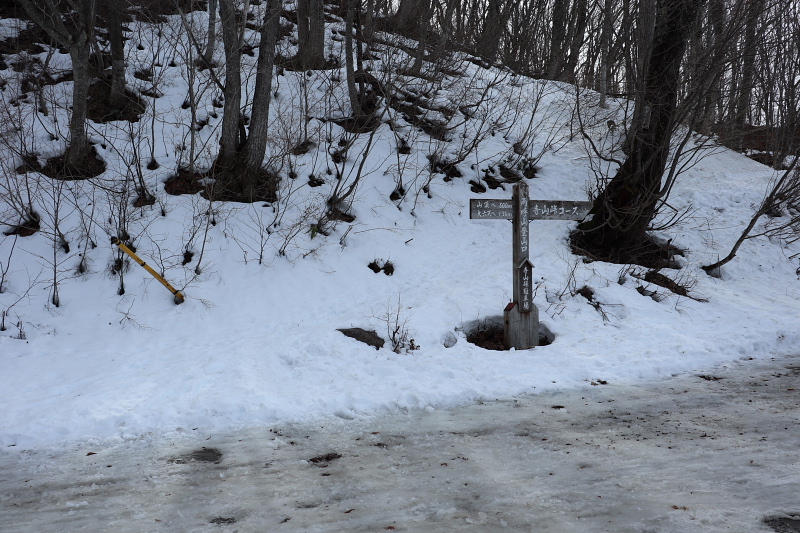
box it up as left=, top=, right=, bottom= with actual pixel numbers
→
left=2, top=354, right=799, bottom=532
left=1, top=11, right=800, bottom=527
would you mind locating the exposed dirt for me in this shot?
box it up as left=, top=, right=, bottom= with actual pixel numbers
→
left=164, top=167, right=279, bottom=204
left=87, top=77, right=147, bottom=123
left=571, top=231, right=684, bottom=270
left=465, top=320, right=552, bottom=350
left=40, top=146, right=106, bottom=180
left=3, top=212, right=41, bottom=237
left=337, top=328, right=385, bottom=350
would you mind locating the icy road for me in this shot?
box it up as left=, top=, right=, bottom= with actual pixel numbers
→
left=2, top=355, right=799, bottom=533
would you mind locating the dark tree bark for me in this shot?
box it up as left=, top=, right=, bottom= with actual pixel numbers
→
left=215, top=0, right=281, bottom=199
left=574, top=0, right=706, bottom=258
left=475, top=0, right=513, bottom=62
left=345, top=0, right=364, bottom=117
left=236, top=0, right=281, bottom=196
left=730, top=0, right=763, bottom=151
left=598, top=0, right=613, bottom=108
left=391, top=0, right=428, bottom=38
left=698, top=0, right=726, bottom=134
left=203, top=0, right=219, bottom=65
left=297, top=0, right=324, bottom=69
left=216, top=0, right=244, bottom=166
left=546, top=0, right=587, bottom=82
left=107, top=0, right=128, bottom=111
left=18, top=0, right=97, bottom=170
left=546, top=0, right=569, bottom=79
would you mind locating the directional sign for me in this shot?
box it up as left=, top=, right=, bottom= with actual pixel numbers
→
left=469, top=184, right=591, bottom=349
left=517, top=258, right=534, bottom=312
left=512, top=185, right=532, bottom=313
left=470, top=199, right=591, bottom=220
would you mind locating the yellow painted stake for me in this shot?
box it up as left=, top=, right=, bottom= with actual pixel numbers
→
left=111, top=237, right=185, bottom=304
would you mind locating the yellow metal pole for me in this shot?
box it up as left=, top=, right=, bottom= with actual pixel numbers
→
left=111, top=237, right=185, bottom=304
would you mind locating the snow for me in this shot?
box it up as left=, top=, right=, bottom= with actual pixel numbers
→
left=0, top=10, right=798, bottom=528
left=2, top=355, right=799, bottom=532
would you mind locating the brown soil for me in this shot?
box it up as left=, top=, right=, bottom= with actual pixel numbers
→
left=87, top=77, right=146, bottom=123
left=40, top=146, right=106, bottom=180
left=466, top=323, right=507, bottom=351
left=164, top=167, right=280, bottom=204
left=466, top=321, right=553, bottom=351
left=4, top=213, right=41, bottom=237
left=571, top=231, right=684, bottom=270
left=164, top=169, right=205, bottom=195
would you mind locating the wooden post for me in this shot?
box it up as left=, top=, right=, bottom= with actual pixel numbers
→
left=506, top=182, right=538, bottom=349
left=469, top=185, right=591, bottom=350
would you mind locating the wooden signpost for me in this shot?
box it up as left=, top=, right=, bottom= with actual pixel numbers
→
left=470, top=182, right=591, bottom=349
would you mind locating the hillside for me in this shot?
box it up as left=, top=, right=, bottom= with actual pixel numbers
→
left=1, top=5, right=799, bottom=448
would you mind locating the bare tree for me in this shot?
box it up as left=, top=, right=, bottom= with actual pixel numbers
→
left=475, top=0, right=513, bottom=62
left=573, top=0, right=706, bottom=260
left=296, top=0, right=325, bottom=69
left=203, top=0, right=219, bottom=65
left=215, top=0, right=282, bottom=199
left=106, top=0, right=129, bottom=111
left=18, top=0, right=98, bottom=171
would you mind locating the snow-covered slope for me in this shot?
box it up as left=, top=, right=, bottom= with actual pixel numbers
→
left=1, top=11, right=798, bottom=448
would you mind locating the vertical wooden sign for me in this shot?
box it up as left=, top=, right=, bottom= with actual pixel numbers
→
left=470, top=184, right=589, bottom=350
left=512, top=182, right=534, bottom=313
left=506, top=182, right=539, bottom=349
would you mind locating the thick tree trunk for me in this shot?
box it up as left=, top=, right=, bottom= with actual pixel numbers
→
left=107, top=0, right=128, bottom=111
left=204, top=0, right=218, bottom=65
left=18, top=0, right=96, bottom=170
left=66, top=41, right=93, bottom=169
left=297, top=0, right=324, bottom=69
left=546, top=0, right=568, bottom=79
left=409, top=0, right=431, bottom=75
left=699, top=0, right=725, bottom=134
left=391, top=0, right=427, bottom=38
left=237, top=0, right=281, bottom=196
left=475, top=0, right=512, bottom=62
left=563, top=0, right=587, bottom=82
left=731, top=0, right=762, bottom=151
left=575, top=0, right=705, bottom=256
left=431, top=0, right=457, bottom=62
left=216, top=0, right=244, bottom=167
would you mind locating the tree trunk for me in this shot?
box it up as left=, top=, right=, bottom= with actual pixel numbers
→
left=237, top=0, right=281, bottom=197
left=297, top=0, right=324, bottom=69
left=107, top=0, right=127, bottom=110
left=217, top=0, right=244, bottom=167
left=345, top=0, right=363, bottom=117
left=546, top=0, right=568, bottom=79
left=391, top=0, right=426, bottom=37
left=204, top=0, right=218, bottom=65
left=575, top=0, right=705, bottom=257
left=563, top=0, right=587, bottom=82
left=598, top=0, right=612, bottom=107
left=731, top=0, right=762, bottom=151
left=17, top=0, right=96, bottom=170
left=409, top=0, right=431, bottom=74
left=432, top=0, right=457, bottom=62
left=66, top=40, right=93, bottom=169
left=475, top=0, right=512, bottom=62
left=699, top=0, right=725, bottom=134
